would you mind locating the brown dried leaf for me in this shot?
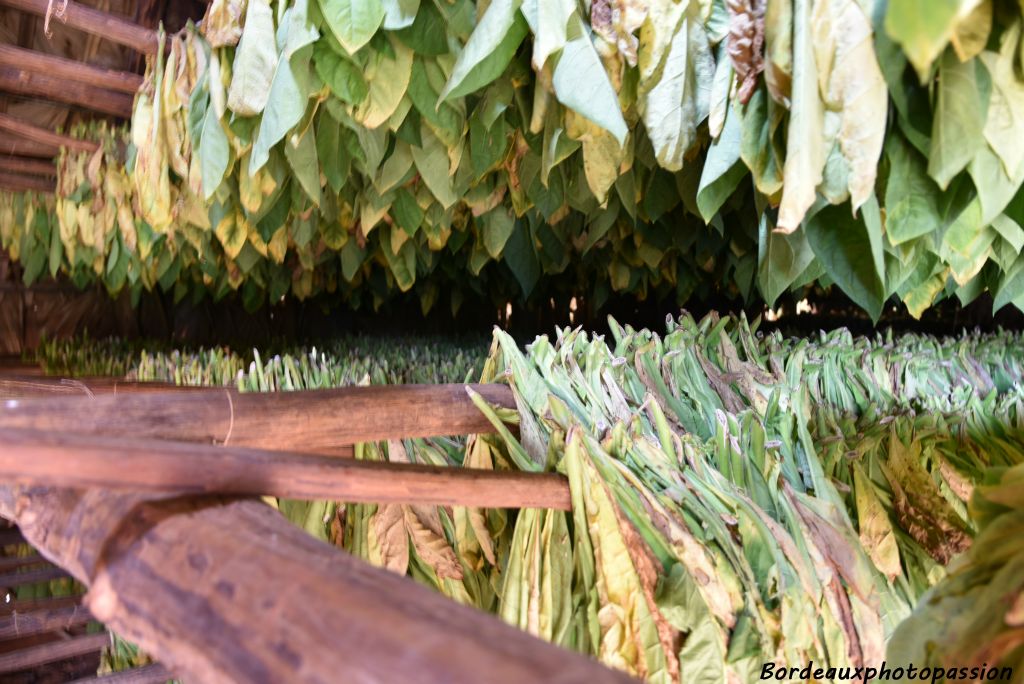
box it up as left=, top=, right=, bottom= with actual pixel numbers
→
left=726, top=0, right=766, bottom=104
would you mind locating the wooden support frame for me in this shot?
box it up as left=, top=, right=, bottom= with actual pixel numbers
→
left=0, top=428, right=572, bottom=510
left=0, top=113, right=98, bottom=153
left=0, top=0, right=159, bottom=55
left=0, top=631, right=109, bottom=673
left=69, top=664, right=173, bottom=684
left=0, top=604, right=93, bottom=639
left=0, top=169, right=53, bottom=192
left=0, top=488, right=630, bottom=683
left=0, top=564, right=70, bottom=587
left=0, top=66, right=134, bottom=118
left=0, top=45, right=142, bottom=94
left=1, top=137, right=58, bottom=158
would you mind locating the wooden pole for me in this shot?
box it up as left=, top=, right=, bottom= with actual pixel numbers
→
left=0, top=632, right=109, bottom=673
left=0, top=45, right=142, bottom=94
left=0, top=383, right=517, bottom=452
left=0, top=170, right=53, bottom=193
left=0, top=564, right=70, bottom=587
left=0, top=487, right=630, bottom=683
left=0, top=428, right=572, bottom=510
left=0, top=604, right=93, bottom=639
left=70, top=664, right=174, bottom=684
left=0, top=67, right=134, bottom=118
left=0, top=0, right=159, bottom=55
left=0, top=113, right=98, bottom=153
left=0, top=137, right=58, bottom=158
left=0, top=156, right=55, bottom=177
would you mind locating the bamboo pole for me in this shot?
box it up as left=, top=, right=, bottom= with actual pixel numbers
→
left=0, top=487, right=630, bottom=683
left=0, top=45, right=143, bottom=94
left=0, top=428, right=572, bottom=510
left=0, top=113, right=98, bottom=153
left=0, top=0, right=159, bottom=55
left=0, top=383, right=517, bottom=452
left=0, top=156, right=55, bottom=177
left=0, top=66, right=134, bottom=118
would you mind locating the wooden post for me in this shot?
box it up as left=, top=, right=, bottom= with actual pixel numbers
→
left=0, top=487, right=631, bottom=683
left=0, top=428, right=572, bottom=510
left=0, top=383, right=517, bottom=452
left=0, top=66, right=134, bottom=118
left=0, top=0, right=159, bottom=55
left=0, top=45, right=143, bottom=94
left=0, top=113, right=98, bottom=153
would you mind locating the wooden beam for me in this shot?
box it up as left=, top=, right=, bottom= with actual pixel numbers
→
left=0, top=156, right=55, bottom=177
left=0, top=113, right=97, bottom=153
left=0, top=428, right=572, bottom=510
left=0, top=376, right=187, bottom=398
left=0, top=565, right=70, bottom=587
left=0, top=554, right=45, bottom=572
left=0, top=170, right=53, bottom=193
left=0, top=596, right=85, bottom=615
left=0, top=0, right=159, bottom=55
left=0, top=45, right=142, bottom=94
left=0, top=632, right=109, bottom=673
left=0, top=488, right=630, bottom=683
left=0, top=66, right=134, bottom=118
left=0, top=604, right=92, bottom=639
left=0, top=528, right=25, bottom=546
left=0, top=137, right=57, bottom=158
left=0, top=383, right=517, bottom=453
left=70, top=664, right=173, bottom=684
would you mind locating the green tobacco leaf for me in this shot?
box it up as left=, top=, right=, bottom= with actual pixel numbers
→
left=757, top=213, right=815, bottom=306
left=318, top=0, right=385, bottom=54
left=481, top=206, right=516, bottom=258
left=805, top=197, right=886, bottom=320
left=884, top=0, right=972, bottom=81
left=313, top=43, right=369, bottom=105
left=199, top=103, right=231, bottom=200
left=503, top=219, right=541, bottom=297
left=928, top=51, right=988, bottom=190
left=249, top=0, right=320, bottom=174
left=394, top=1, right=448, bottom=55
left=226, top=0, right=278, bottom=116
left=885, top=133, right=942, bottom=245
left=284, top=122, right=321, bottom=205
left=381, top=0, right=418, bottom=29
left=440, top=0, right=528, bottom=101
left=553, top=14, right=630, bottom=145
left=351, top=37, right=413, bottom=130
left=696, top=103, right=745, bottom=222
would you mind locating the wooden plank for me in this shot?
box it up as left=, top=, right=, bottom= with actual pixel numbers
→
left=1, top=596, right=84, bottom=616
left=0, top=113, right=98, bottom=153
left=0, top=632, right=109, bottom=673
left=0, top=45, right=142, bottom=94
left=0, top=0, right=159, bottom=54
left=69, top=663, right=173, bottom=684
left=0, top=169, right=53, bottom=193
left=0, top=488, right=630, bottom=683
left=0, top=428, right=572, bottom=510
left=0, top=383, right=516, bottom=453
left=0, top=564, right=70, bottom=587
left=0, top=377, right=184, bottom=398
left=0, top=604, right=92, bottom=639
left=0, top=66, right=134, bottom=118
left=0, top=155, right=55, bottom=176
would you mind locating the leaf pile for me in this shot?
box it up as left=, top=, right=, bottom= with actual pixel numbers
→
left=4, top=0, right=1024, bottom=317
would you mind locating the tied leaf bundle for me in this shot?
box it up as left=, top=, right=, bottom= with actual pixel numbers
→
left=4, top=0, right=1024, bottom=319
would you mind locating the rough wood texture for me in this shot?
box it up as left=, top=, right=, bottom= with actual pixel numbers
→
left=0, top=156, right=55, bottom=177
left=0, top=113, right=98, bottom=153
left=0, top=0, right=159, bottom=54
left=0, top=488, right=630, bottom=683
left=0, top=45, right=143, bottom=94
left=0, top=170, right=53, bottom=193
left=0, top=67, right=134, bottom=118
left=0, top=632, right=109, bottom=673
left=0, top=428, right=572, bottom=510
left=1, top=137, right=58, bottom=158
left=0, top=376, right=185, bottom=398
left=1, top=596, right=84, bottom=615
left=0, top=564, right=70, bottom=587
left=69, top=663, right=173, bottom=684
left=0, top=604, right=92, bottom=639
left=0, top=383, right=516, bottom=452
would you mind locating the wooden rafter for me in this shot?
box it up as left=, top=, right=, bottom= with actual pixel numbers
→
left=0, top=66, right=133, bottom=118
left=0, top=156, right=55, bottom=177
left=0, top=170, right=53, bottom=193
left=0, top=113, right=97, bottom=153
left=1, top=137, right=58, bottom=158
left=0, top=45, right=143, bottom=94
left=0, top=0, right=159, bottom=55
